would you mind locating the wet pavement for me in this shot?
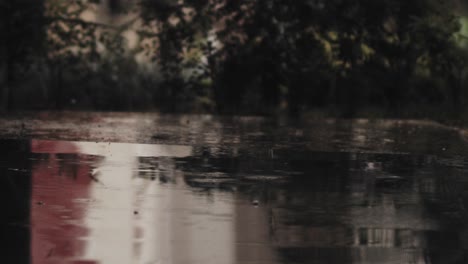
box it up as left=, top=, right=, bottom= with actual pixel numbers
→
left=1, top=112, right=468, bottom=264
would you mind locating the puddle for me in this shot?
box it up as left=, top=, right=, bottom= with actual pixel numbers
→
left=1, top=115, right=468, bottom=263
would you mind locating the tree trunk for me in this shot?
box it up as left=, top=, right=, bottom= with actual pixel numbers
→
left=0, top=1, right=8, bottom=111
left=0, top=0, right=46, bottom=111
left=0, top=47, right=7, bottom=112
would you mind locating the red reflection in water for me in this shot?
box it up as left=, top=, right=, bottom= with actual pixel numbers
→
left=31, top=140, right=98, bottom=264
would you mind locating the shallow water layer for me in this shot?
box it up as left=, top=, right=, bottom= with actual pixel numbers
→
left=1, top=113, right=468, bottom=264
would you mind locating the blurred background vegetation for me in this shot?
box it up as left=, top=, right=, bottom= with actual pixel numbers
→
left=1, top=0, right=468, bottom=118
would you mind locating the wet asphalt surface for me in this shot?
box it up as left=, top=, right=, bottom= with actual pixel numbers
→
left=1, top=112, right=468, bottom=264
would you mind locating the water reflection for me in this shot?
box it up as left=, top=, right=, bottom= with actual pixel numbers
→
left=0, top=133, right=468, bottom=263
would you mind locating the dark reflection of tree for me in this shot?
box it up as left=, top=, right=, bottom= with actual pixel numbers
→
left=268, top=151, right=354, bottom=264
left=0, top=140, right=31, bottom=264
left=421, top=161, right=468, bottom=264
left=56, top=154, right=80, bottom=180
left=32, top=153, right=96, bottom=181
left=136, top=156, right=177, bottom=184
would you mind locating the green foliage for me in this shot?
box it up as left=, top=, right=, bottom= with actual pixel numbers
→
left=2, top=0, right=468, bottom=115
left=134, top=0, right=468, bottom=113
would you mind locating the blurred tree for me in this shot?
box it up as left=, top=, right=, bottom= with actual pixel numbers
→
left=1, top=0, right=132, bottom=110
left=0, top=0, right=466, bottom=114
left=44, top=0, right=102, bottom=109
left=136, top=0, right=466, bottom=114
